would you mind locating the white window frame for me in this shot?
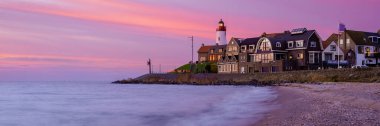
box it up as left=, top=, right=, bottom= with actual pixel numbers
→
left=249, top=45, right=255, bottom=51
left=241, top=45, right=246, bottom=52
left=309, top=53, right=315, bottom=64
left=276, top=42, right=281, bottom=47
left=288, top=41, right=294, bottom=48
left=310, top=41, right=316, bottom=47
left=330, top=45, right=336, bottom=51
left=296, top=40, right=303, bottom=47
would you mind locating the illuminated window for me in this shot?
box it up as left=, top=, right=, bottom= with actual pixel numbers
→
left=297, top=53, right=304, bottom=59
left=260, top=40, right=271, bottom=51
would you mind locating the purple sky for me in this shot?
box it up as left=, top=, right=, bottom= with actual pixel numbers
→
left=0, top=0, right=379, bottom=81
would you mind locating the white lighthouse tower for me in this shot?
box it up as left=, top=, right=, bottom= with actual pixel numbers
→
left=216, top=19, right=227, bottom=45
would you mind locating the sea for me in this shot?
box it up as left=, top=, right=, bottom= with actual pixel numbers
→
left=0, top=81, right=277, bottom=126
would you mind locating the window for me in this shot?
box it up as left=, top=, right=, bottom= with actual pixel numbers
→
left=365, top=47, right=371, bottom=56
left=369, top=37, right=378, bottom=43
left=309, top=53, right=315, bottom=64
left=210, top=49, right=214, bottom=53
left=233, top=46, right=237, bottom=51
left=358, top=46, right=364, bottom=54
left=249, top=45, right=254, bottom=49
left=262, top=53, right=273, bottom=63
left=340, top=39, right=344, bottom=44
left=296, top=40, right=303, bottom=47
left=253, top=54, right=273, bottom=63
left=260, top=41, right=271, bottom=51
left=288, top=41, right=294, bottom=48
left=218, top=49, right=223, bottom=53
left=276, top=42, right=281, bottom=47
left=330, top=45, right=336, bottom=51
left=241, top=46, right=246, bottom=52
left=310, top=41, right=316, bottom=47
left=297, top=53, right=304, bottom=59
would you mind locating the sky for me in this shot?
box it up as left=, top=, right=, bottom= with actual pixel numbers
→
left=0, top=0, right=379, bottom=81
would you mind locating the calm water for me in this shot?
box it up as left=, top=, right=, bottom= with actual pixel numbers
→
left=0, top=82, right=277, bottom=126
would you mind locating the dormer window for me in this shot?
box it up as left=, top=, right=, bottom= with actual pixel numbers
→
left=210, top=49, right=214, bottom=53
left=249, top=45, right=255, bottom=51
left=369, top=36, right=378, bottom=43
left=310, top=41, right=316, bottom=47
left=276, top=42, right=281, bottom=47
left=296, top=40, right=303, bottom=47
left=241, top=46, right=246, bottom=52
left=288, top=41, right=294, bottom=48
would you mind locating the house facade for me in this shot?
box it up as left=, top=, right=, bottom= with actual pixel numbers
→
left=215, top=28, right=323, bottom=73
left=321, top=34, right=349, bottom=68
left=217, top=38, right=241, bottom=73
left=322, top=30, right=380, bottom=67
left=238, top=37, right=260, bottom=73
left=196, top=20, right=379, bottom=74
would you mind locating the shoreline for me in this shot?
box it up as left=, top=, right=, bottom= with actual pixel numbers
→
left=255, top=83, right=380, bottom=125
left=113, top=68, right=380, bottom=85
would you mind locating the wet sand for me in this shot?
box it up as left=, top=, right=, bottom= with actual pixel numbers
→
left=256, top=83, right=380, bottom=126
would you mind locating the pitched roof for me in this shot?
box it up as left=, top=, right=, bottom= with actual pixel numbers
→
left=198, top=46, right=213, bottom=53
left=323, top=33, right=338, bottom=49
left=261, top=29, right=316, bottom=49
left=346, top=30, right=380, bottom=45
left=240, top=37, right=260, bottom=46
left=210, top=44, right=226, bottom=50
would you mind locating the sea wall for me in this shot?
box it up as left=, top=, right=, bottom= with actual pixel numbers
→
left=113, top=68, right=380, bottom=85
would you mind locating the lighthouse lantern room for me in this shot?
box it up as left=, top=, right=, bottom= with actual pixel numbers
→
left=216, top=19, right=227, bottom=45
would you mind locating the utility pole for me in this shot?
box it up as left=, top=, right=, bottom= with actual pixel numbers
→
left=159, top=64, right=161, bottom=73
left=188, top=36, right=194, bottom=73
left=147, top=59, right=152, bottom=74
left=189, top=36, right=194, bottom=64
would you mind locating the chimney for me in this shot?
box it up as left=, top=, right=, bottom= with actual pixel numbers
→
left=261, top=32, right=267, bottom=37
left=201, top=43, right=205, bottom=47
left=284, top=31, right=290, bottom=34
left=378, top=29, right=380, bottom=34
left=216, top=43, right=219, bottom=46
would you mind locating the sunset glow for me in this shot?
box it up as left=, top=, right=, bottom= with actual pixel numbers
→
left=0, top=0, right=379, bottom=81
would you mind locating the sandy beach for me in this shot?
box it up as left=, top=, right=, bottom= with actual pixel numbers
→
left=256, top=83, right=380, bottom=126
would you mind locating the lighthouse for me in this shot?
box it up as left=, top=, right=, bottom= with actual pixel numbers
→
left=216, top=19, right=227, bottom=45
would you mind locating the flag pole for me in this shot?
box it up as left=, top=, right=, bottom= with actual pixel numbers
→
left=338, top=33, right=340, bottom=69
